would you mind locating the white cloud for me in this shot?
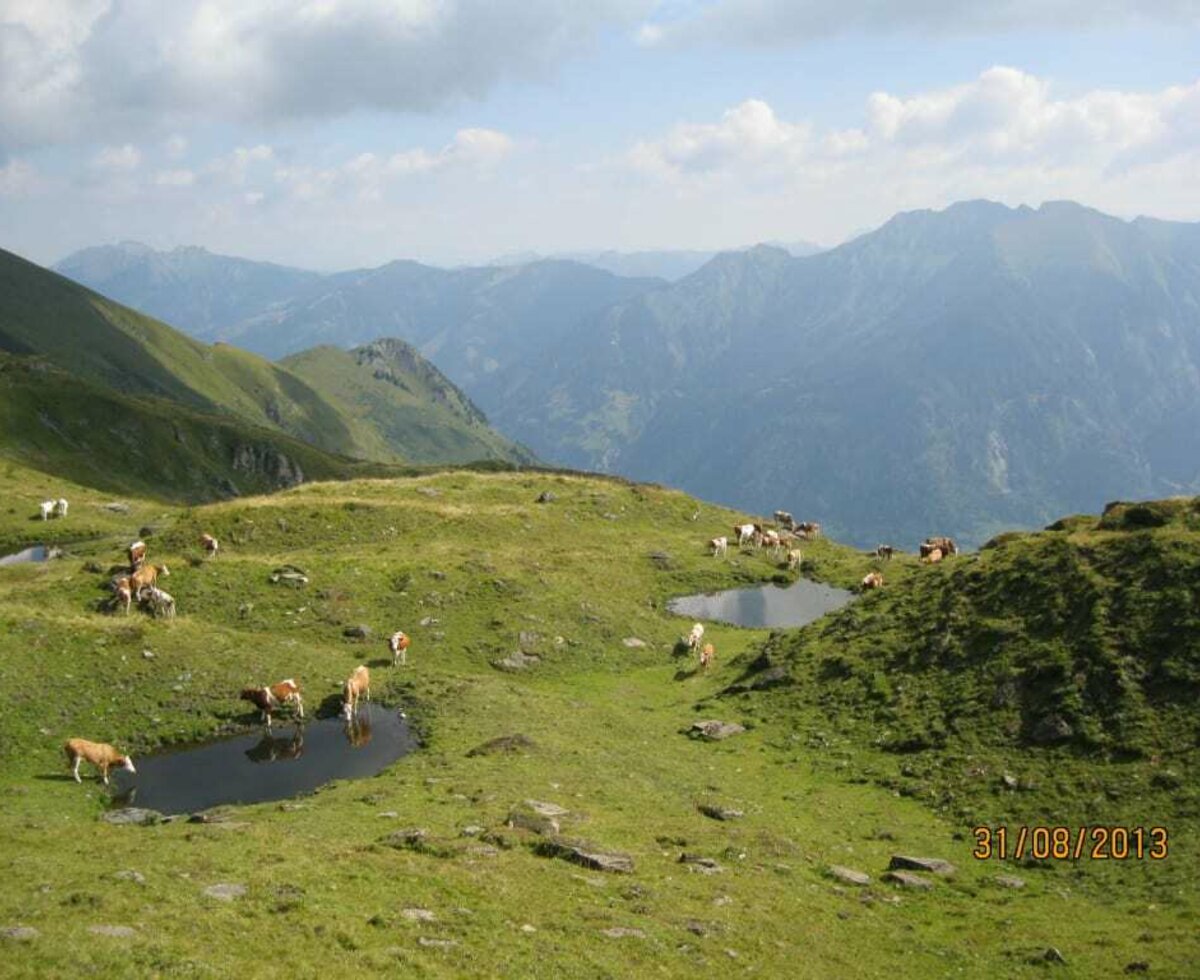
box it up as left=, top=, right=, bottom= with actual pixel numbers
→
left=92, top=144, right=142, bottom=171
left=155, top=168, right=196, bottom=187
left=628, top=69, right=1200, bottom=184
left=639, top=1, right=1200, bottom=47
left=0, top=1, right=647, bottom=152
left=0, top=158, right=39, bottom=196
left=164, top=134, right=188, bottom=159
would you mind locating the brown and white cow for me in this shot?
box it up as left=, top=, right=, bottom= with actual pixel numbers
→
left=341, top=665, right=371, bottom=720
left=64, top=738, right=135, bottom=785
left=861, top=571, right=884, bottom=590
left=240, top=679, right=304, bottom=726
left=388, top=630, right=411, bottom=667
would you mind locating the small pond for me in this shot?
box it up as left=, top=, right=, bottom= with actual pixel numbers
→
left=0, top=545, right=52, bottom=567
left=108, top=703, right=417, bottom=814
left=668, top=577, right=854, bottom=628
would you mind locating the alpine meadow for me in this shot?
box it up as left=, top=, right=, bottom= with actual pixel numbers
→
left=2, top=3, right=1199, bottom=978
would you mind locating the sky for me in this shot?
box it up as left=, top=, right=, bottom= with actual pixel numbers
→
left=1, top=0, right=1199, bottom=270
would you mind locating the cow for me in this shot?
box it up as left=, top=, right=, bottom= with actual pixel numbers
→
left=388, top=630, right=411, bottom=667
left=64, top=738, right=135, bottom=785
left=341, top=665, right=371, bottom=720
left=709, top=536, right=728, bottom=558
left=861, top=571, right=884, bottom=590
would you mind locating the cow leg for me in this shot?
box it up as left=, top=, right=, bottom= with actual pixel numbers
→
left=72, top=756, right=82, bottom=783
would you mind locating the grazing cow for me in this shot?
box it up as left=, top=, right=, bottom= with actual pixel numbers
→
left=922, top=547, right=944, bottom=564
left=795, top=521, right=822, bottom=539
left=861, top=571, right=884, bottom=590
left=54, top=498, right=68, bottom=518
left=388, top=630, right=411, bottom=667
left=686, top=622, right=705, bottom=652
left=733, top=523, right=756, bottom=548
left=64, top=738, right=135, bottom=785
left=130, top=563, right=169, bottom=594
left=111, top=575, right=133, bottom=616
left=341, top=665, right=371, bottom=719
left=875, top=545, right=895, bottom=561
left=39, top=500, right=55, bottom=521
left=139, top=585, right=176, bottom=618
left=240, top=679, right=304, bottom=727
left=709, top=536, right=728, bottom=558
left=773, top=510, right=795, bottom=530
left=128, top=540, right=147, bottom=570
left=699, top=642, right=715, bottom=671
left=200, top=533, right=219, bottom=558
left=921, top=536, right=958, bottom=557
left=759, top=529, right=782, bottom=554
left=786, top=548, right=802, bottom=571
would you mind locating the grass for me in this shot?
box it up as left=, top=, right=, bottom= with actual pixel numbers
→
left=0, top=467, right=1195, bottom=977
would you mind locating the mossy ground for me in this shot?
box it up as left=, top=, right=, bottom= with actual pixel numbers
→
left=0, top=468, right=1194, bottom=977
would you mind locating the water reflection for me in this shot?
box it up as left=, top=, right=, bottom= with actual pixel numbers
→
left=108, top=703, right=416, bottom=814
left=668, top=578, right=853, bottom=628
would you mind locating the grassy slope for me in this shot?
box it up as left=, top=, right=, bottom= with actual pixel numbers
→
left=0, top=471, right=1194, bottom=977
left=0, top=247, right=385, bottom=460
left=280, top=342, right=533, bottom=466
left=0, top=356, right=396, bottom=526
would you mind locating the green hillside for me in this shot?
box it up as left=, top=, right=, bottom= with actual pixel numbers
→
left=0, top=466, right=1194, bottom=976
left=281, top=340, right=534, bottom=465
left=725, top=498, right=1200, bottom=831
left=0, top=354, right=392, bottom=525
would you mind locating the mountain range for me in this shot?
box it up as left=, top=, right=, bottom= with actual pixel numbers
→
left=52, top=201, right=1200, bottom=546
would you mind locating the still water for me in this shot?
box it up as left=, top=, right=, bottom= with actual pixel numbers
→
left=668, top=578, right=853, bottom=628
left=0, top=545, right=50, bottom=566
left=108, top=703, right=417, bottom=814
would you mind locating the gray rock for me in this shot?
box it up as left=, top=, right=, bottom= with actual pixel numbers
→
left=113, top=870, right=145, bottom=885
left=460, top=825, right=485, bottom=837
left=698, top=803, right=744, bottom=822
left=1034, top=947, right=1067, bottom=965
left=269, top=566, right=309, bottom=587
left=688, top=720, right=746, bottom=741
left=1001, top=773, right=1018, bottom=790
left=416, top=487, right=439, bottom=497
left=89, top=925, right=137, bottom=938
left=888, top=855, right=956, bottom=876
left=533, top=838, right=634, bottom=874
left=103, top=502, right=131, bottom=513
left=492, top=650, right=541, bottom=672
left=622, top=637, right=647, bottom=648
left=535, top=491, right=556, bottom=503
left=101, top=808, right=162, bottom=826
left=0, top=926, right=38, bottom=942
left=1030, top=714, right=1073, bottom=744
left=466, top=734, right=536, bottom=757
left=401, top=908, right=436, bottom=922
left=203, top=883, right=247, bottom=901
left=994, top=874, right=1026, bottom=889
left=507, top=807, right=560, bottom=836
left=828, top=865, right=871, bottom=886
left=343, top=625, right=372, bottom=640
left=679, top=853, right=724, bottom=874
left=517, top=631, right=541, bottom=653
left=524, top=800, right=569, bottom=818
left=882, top=871, right=933, bottom=889
left=749, top=666, right=792, bottom=690
left=602, top=927, right=646, bottom=939
left=418, top=937, right=458, bottom=949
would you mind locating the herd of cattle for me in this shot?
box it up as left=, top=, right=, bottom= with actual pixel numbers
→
left=58, top=527, right=413, bottom=786
left=706, top=507, right=959, bottom=594
left=38, top=494, right=957, bottom=784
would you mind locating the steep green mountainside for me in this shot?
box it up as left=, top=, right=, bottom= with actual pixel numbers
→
left=0, top=469, right=1193, bottom=977
left=1, top=247, right=529, bottom=469
left=53, top=242, right=323, bottom=341
left=725, top=497, right=1200, bottom=830
left=501, top=201, right=1200, bottom=548
left=0, top=354, right=389, bottom=510
left=281, top=340, right=534, bottom=465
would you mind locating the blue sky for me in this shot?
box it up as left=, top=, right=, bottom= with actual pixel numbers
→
left=1, top=2, right=1198, bottom=269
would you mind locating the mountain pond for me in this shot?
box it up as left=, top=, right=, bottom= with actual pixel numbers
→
left=0, top=545, right=55, bottom=567
left=668, top=577, right=854, bottom=628
left=108, top=703, right=418, bottom=815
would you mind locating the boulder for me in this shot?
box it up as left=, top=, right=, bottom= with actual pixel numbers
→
left=688, top=720, right=746, bottom=741
left=602, top=927, right=646, bottom=939
left=343, top=625, right=372, bottom=640
left=828, top=866, right=871, bottom=886
left=101, top=808, right=162, bottom=826
left=203, top=883, right=247, bottom=901
left=492, top=650, right=541, bottom=672
left=466, top=734, right=536, bottom=757
left=0, top=926, right=38, bottom=942
left=269, top=566, right=309, bottom=588
left=401, top=908, right=436, bottom=922
left=993, top=874, right=1026, bottom=889
left=535, top=491, right=556, bottom=504
left=88, top=925, right=137, bottom=938
left=622, top=637, right=647, bottom=649
left=679, top=853, right=724, bottom=874
left=749, top=666, right=792, bottom=690
left=507, top=807, right=560, bottom=836
left=113, top=870, right=146, bottom=885
left=1030, top=714, right=1073, bottom=744
left=517, top=631, right=541, bottom=653
left=882, top=871, right=933, bottom=889
left=533, top=838, right=633, bottom=874
left=698, top=803, right=744, bottom=822
left=888, top=855, right=956, bottom=876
